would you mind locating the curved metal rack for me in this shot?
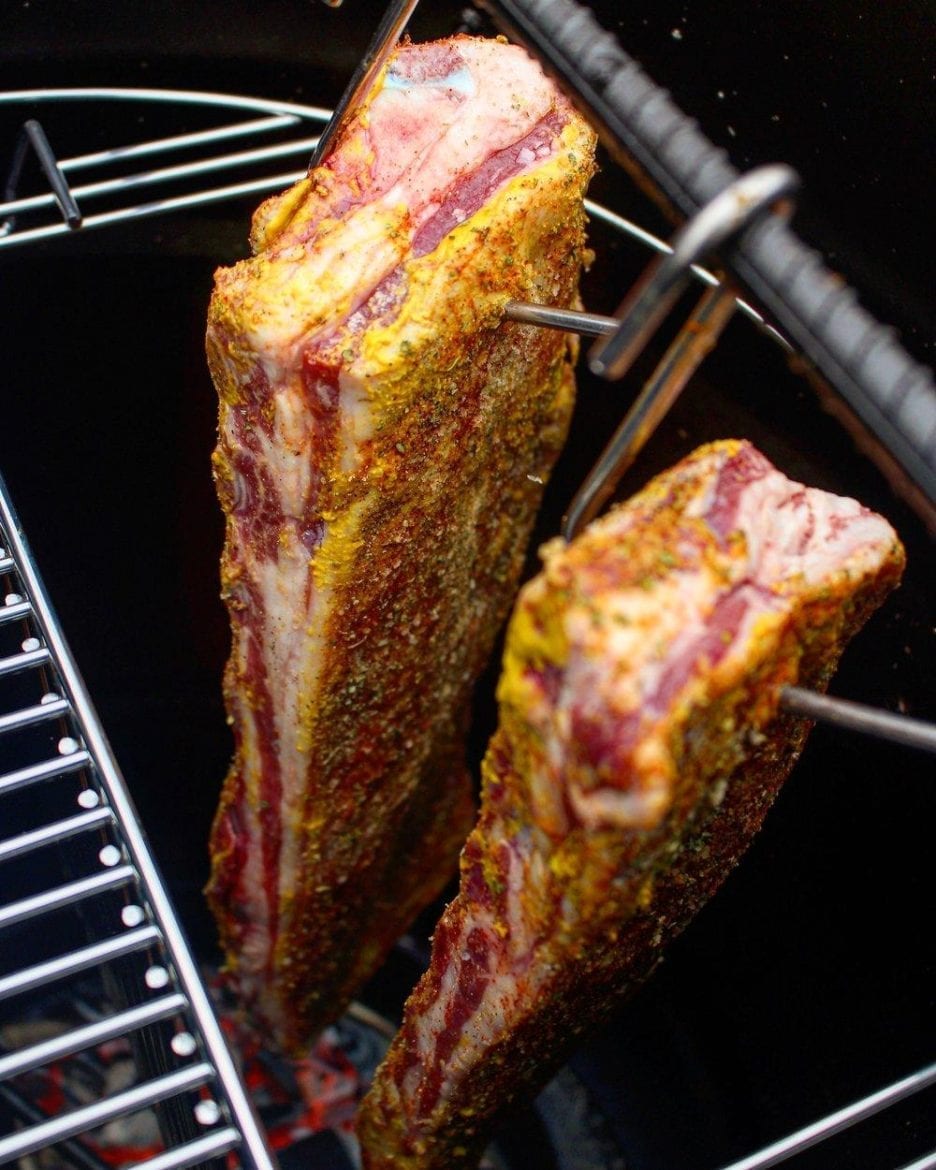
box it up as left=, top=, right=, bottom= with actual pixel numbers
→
left=0, top=472, right=276, bottom=1169
left=0, top=85, right=933, bottom=1170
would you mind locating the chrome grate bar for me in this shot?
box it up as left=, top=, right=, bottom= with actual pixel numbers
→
left=0, top=750, right=92, bottom=796
left=61, top=114, right=300, bottom=172
left=0, top=694, right=69, bottom=733
left=136, top=1128, right=244, bottom=1170
left=0, top=472, right=277, bottom=1168
left=0, top=863, right=137, bottom=928
left=0, top=77, right=930, bottom=1170
left=0, top=88, right=328, bottom=250
left=717, top=1060, right=936, bottom=1170
left=0, top=645, right=50, bottom=676
left=0, top=805, right=114, bottom=863
left=0, top=993, right=188, bottom=1081
left=1, top=134, right=319, bottom=219
left=0, top=1062, right=216, bottom=1164
left=0, top=926, right=163, bottom=1001
left=0, top=599, right=32, bottom=625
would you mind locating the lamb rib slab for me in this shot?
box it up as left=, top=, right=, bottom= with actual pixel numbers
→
left=204, top=35, right=596, bottom=1052
left=357, top=439, right=905, bottom=1170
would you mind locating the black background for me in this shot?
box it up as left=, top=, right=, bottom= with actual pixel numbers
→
left=1, top=3, right=933, bottom=1168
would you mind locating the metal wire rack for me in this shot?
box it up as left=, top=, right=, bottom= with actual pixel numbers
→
left=0, top=471, right=276, bottom=1167
left=0, top=85, right=934, bottom=1170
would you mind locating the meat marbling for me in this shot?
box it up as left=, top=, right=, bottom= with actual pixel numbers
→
left=357, top=439, right=905, bottom=1170
left=205, top=36, right=596, bottom=1051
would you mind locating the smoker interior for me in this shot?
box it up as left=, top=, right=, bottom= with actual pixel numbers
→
left=1, top=2, right=934, bottom=1167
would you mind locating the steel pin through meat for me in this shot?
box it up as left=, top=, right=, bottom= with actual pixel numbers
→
left=309, top=0, right=421, bottom=167
left=503, top=167, right=935, bottom=756
left=779, top=686, right=936, bottom=755
left=507, top=315, right=935, bottom=755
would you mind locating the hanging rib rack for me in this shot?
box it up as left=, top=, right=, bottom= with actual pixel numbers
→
left=0, top=12, right=933, bottom=1162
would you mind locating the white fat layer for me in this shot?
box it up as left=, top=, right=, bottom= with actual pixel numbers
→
left=404, top=823, right=558, bottom=1111
left=372, top=41, right=553, bottom=214
left=406, top=907, right=519, bottom=1105
left=548, top=453, right=897, bottom=832
left=338, top=368, right=373, bottom=468
left=259, top=389, right=316, bottom=515
left=686, top=452, right=890, bottom=581
left=244, top=40, right=565, bottom=373
left=249, top=211, right=407, bottom=384
left=220, top=364, right=374, bottom=1013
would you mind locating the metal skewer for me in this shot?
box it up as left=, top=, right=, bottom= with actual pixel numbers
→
left=780, top=687, right=936, bottom=755
left=506, top=295, right=936, bottom=757
left=716, top=1058, right=936, bottom=1170
left=1, top=119, right=81, bottom=237
left=520, top=165, right=801, bottom=542
left=309, top=0, right=421, bottom=167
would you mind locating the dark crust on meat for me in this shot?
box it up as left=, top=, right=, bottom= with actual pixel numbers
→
left=205, top=62, right=597, bottom=1051
left=357, top=444, right=905, bottom=1169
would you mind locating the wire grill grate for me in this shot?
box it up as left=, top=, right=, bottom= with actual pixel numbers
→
left=0, top=88, right=329, bottom=250
left=0, top=475, right=276, bottom=1169
left=0, top=82, right=933, bottom=1170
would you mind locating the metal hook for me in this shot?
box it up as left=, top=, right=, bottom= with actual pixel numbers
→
left=589, top=163, right=800, bottom=382
left=563, top=282, right=737, bottom=539
left=562, top=164, right=800, bottom=540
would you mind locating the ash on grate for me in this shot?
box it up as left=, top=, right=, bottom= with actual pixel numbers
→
left=0, top=975, right=391, bottom=1168
left=2, top=975, right=621, bottom=1170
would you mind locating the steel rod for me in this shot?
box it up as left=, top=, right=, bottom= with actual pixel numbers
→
left=0, top=599, right=31, bottom=625
left=135, top=1129, right=243, bottom=1170
left=0, top=992, right=188, bottom=1082
left=22, top=120, right=82, bottom=228
left=0, top=169, right=308, bottom=250
left=0, top=1083, right=107, bottom=1170
left=1, top=135, right=320, bottom=218
left=716, top=1060, right=936, bottom=1170
left=0, top=645, right=50, bottom=677
left=0, top=750, right=91, bottom=796
left=0, top=86, right=331, bottom=123
left=309, top=0, right=420, bottom=167
left=781, top=686, right=936, bottom=755
left=0, top=696, right=69, bottom=735
left=0, top=806, right=113, bottom=863
left=504, top=300, right=617, bottom=337
left=62, top=114, right=299, bottom=173
left=895, top=1154, right=936, bottom=1170
left=0, top=925, right=160, bottom=1002
left=0, top=864, right=136, bottom=929
left=0, top=1062, right=215, bottom=1164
